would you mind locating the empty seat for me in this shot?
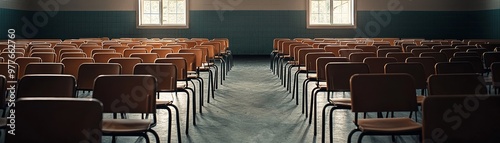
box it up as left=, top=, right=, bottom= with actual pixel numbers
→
left=25, top=63, right=64, bottom=75
left=17, top=74, right=76, bottom=98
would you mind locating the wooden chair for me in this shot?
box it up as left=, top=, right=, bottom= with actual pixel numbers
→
left=363, top=57, right=397, bottom=73
left=338, top=49, right=363, bottom=57
left=435, top=62, right=475, bottom=74
left=292, top=48, right=326, bottom=99
left=385, top=62, right=427, bottom=101
left=420, top=52, right=448, bottom=63
left=91, top=49, right=115, bottom=56
left=108, top=57, right=142, bottom=74
left=133, top=45, right=154, bottom=52
left=317, top=63, right=370, bottom=138
left=60, top=52, right=87, bottom=61
left=405, top=45, right=429, bottom=53
left=79, top=45, right=102, bottom=57
left=130, top=53, right=158, bottom=63
left=17, top=74, right=76, bottom=98
left=25, top=63, right=64, bottom=75
left=428, top=73, right=487, bottom=95
left=123, top=48, right=147, bottom=57
left=406, top=57, right=437, bottom=79
left=151, top=48, right=174, bottom=58
left=14, top=57, right=42, bottom=79
left=77, top=63, right=121, bottom=93
left=455, top=45, right=477, bottom=51
left=30, top=52, right=56, bottom=62
left=431, top=45, right=453, bottom=51
left=347, top=74, right=421, bottom=143
left=92, top=75, right=160, bottom=143
left=349, top=52, right=376, bottom=62
left=376, top=48, right=402, bottom=57
left=93, top=53, right=122, bottom=63
left=109, top=45, right=129, bottom=54
left=355, top=45, right=377, bottom=53
left=411, top=48, right=435, bottom=57
left=491, top=62, right=500, bottom=94
left=61, top=57, right=94, bottom=80
left=440, top=48, right=461, bottom=60
left=7, top=98, right=102, bottom=143
left=450, top=56, right=485, bottom=74
left=133, top=63, right=183, bottom=139
left=161, top=45, right=182, bottom=53
left=386, top=52, right=414, bottom=62
left=324, top=45, right=348, bottom=56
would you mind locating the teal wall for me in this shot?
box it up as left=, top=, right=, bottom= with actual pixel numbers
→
left=3, top=9, right=499, bottom=55
left=0, top=8, right=26, bottom=39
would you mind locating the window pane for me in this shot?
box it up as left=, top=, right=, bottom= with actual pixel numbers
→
left=332, top=0, right=352, bottom=25
left=310, top=0, right=331, bottom=24
left=142, top=0, right=161, bottom=24
left=163, top=0, right=186, bottom=25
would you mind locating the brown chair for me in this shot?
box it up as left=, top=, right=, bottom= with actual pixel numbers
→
left=423, top=95, right=500, bottom=143
left=54, top=45, right=77, bottom=57
left=435, top=62, right=475, bottom=74
left=483, top=52, right=500, bottom=72
left=92, top=75, right=160, bottom=143
left=386, top=52, right=414, bottom=62
left=301, top=52, right=335, bottom=108
left=450, top=56, right=485, bottom=74
left=91, top=49, right=115, bottom=55
left=453, top=51, right=479, bottom=58
left=377, top=45, right=402, bottom=50
left=406, top=57, right=437, bottom=78
left=124, top=48, right=147, bottom=57
left=317, top=63, right=370, bottom=138
left=347, top=74, right=421, bottom=143
left=25, top=63, right=64, bottom=75
left=30, top=52, right=56, bottom=62
left=0, top=52, right=24, bottom=61
left=376, top=48, right=402, bottom=57
left=491, top=62, right=500, bottom=94
left=292, top=48, right=326, bottom=98
left=431, top=45, right=453, bottom=51
left=324, top=45, right=348, bottom=56
left=427, top=73, right=487, bottom=95
left=355, top=45, right=377, bottom=53
left=93, top=53, right=122, bottom=63
left=385, top=62, right=427, bottom=102
left=108, top=57, right=142, bottom=74
left=440, top=48, right=461, bottom=60
left=151, top=48, right=174, bottom=58
left=7, top=98, right=102, bottom=143
left=363, top=57, right=397, bottom=73
left=77, top=63, right=121, bottom=92
left=455, top=45, right=477, bottom=51
left=133, top=45, right=154, bottom=53
left=14, top=57, right=42, bottom=79
left=61, top=57, right=94, bottom=80
left=411, top=48, right=435, bottom=57
left=405, top=45, right=429, bottom=53
left=17, top=74, right=76, bottom=98
left=79, top=45, right=102, bottom=57
left=30, top=48, right=55, bottom=54
left=420, top=52, right=448, bottom=63
left=133, top=63, right=183, bottom=139
left=60, top=52, right=87, bottom=61
left=109, top=45, right=129, bottom=54
left=130, top=53, right=158, bottom=63
left=162, top=45, right=182, bottom=53
left=338, top=49, right=363, bottom=57
left=349, top=52, right=376, bottom=62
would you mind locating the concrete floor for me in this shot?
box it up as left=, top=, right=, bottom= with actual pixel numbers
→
left=94, top=56, right=421, bottom=143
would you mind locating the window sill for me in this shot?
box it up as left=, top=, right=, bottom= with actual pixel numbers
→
left=307, top=25, right=356, bottom=29
left=137, top=25, right=189, bottom=29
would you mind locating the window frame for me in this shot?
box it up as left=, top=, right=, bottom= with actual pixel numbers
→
left=137, top=0, right=190, bottom=29
left=306, top=0, right=357, bottom=29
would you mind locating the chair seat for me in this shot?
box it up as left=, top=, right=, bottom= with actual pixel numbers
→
left=328, top=98, right=351, bottom=108
left=102, top=119, right=153, bottom=134
left=417, top=96, right=426, bottom=105
left=357, top=118, right=422, bottom=134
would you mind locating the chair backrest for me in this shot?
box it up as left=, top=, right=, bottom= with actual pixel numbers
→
left=9, top=97, right=102, bottom=143
left=282, top=41, right=301, bottom=55
left=59, top=48, right=84, bottom=58
left=325, top=62, right=370, bottom=91
left=491, top=62, right=500, bottom=88
left=324, top=45, right=348, bottom=56
left=17, top=74, right=76, bottom=98
left=431, top=45, right=453, bottom=51
left=316, top=57, right=349, bottom=81
left=93, top=53, right=122, bottom=63
left=54, top=45, right=77, bottom=56
left=15, top=57, right=42, bottom=79
left=123, top=48, right=147, bottom=57
left=411, top=48, right=436, bottom=57
left=440, top=48, right=461, bottom=60
left=166, top=53, right=196, bottom=72
left=77, top=63, right=121, bottom=90
left=61, top=57, right=94, bottom=79
left=91, top=49, right=115, bottom=56
left=376, top=48, right=402, bottom=57
left=25, top=63, right=64, bottom=75
left=453, top=52, right=479, bottom=58
left=305, top=52, right=335, bottom=72
left=363, top=57, right=397, bottom=73
left=405, top=45, right=429, bottom=53
left=435, top=62, right=475, bottom=74
left=132, top=45, right=154, bottom=53
left=450, top=56, right=484, bottom=73
left=483, top=52, right=500, bottom=68
left=178, top=41, right=197, bottom=49
left=338, top=49, right=363, bottom=57
left=93, top=75, right=156, bottom=113
left=30, top=48, right=55, bottom=54
left=355, top=45, right=377, bottom=53
left=30, top=52, right=56, bottom=62
left=406, top=57, right=437, bottom=78
left=130, top=53, right=158, bottom=63
left=350, top=73, right=417, bottom=112
left=455, top=45, right=477, bottom=51
left=292, top=46, right=314, bottom=60
left=79, top=45, right=102, bottom=57
left=108, top=57, right=143, bottom=74
left=420, top=52, right=448, bottom=63
left=134, top=63, right=177, bottom=92
left=423, top=95, right=500, bottom=143
left=386, top=52, right=414, bottom=62
left=179, top=48, right=203, bottom=68
left=109, top=45, right=129, bottom=54
left=349, top=52, right=377, bottom=62
left=161, top=45, right=182, bottom=53
left=151, top=48, right=174, bottom=58
left=155, top=58, right=188, bottom=81
left=427, top=73, right=487, bottom=95
left=297, top=48, right=325, bottom=66
left=378, top=45, right=402, bottom=50
left=60, top=52, right=87, bottom=61
left=385, top=62, right=427, bottom=89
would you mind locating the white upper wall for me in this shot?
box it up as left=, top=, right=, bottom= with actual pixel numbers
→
left=15, top=0, right=500, bottom=11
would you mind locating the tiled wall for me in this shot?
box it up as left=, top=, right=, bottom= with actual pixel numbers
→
left=3, top=9, right=498, bottom=55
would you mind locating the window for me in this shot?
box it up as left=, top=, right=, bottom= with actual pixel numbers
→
left=307, top=0, right=356, bottom=28
left=138, top=0, right=189, bottom=28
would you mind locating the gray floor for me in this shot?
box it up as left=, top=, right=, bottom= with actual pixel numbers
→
left=103, top=56, right=421, bottom=143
